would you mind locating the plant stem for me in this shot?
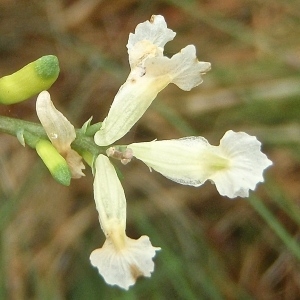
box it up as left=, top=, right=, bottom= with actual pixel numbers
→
left=0, top=115, right=105, bottom=157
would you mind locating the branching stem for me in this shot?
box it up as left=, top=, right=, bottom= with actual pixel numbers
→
left=0, top=115, right=106, bottom=157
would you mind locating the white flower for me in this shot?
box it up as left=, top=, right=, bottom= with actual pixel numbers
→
left=36, top=91, right=85, bottom=178
left=94, top=15, right=211, bottom=146
left=91, top=154, right=160, bottom=289
left=90, top=235, right=160, bottom=290
left=128, top=130, right=272, bottom=198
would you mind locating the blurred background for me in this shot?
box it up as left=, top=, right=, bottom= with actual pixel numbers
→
left=1, top=0, right=300, bottom=299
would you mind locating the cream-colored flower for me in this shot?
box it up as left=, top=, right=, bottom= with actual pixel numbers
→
left=94, top=15, right=211, bottom=146
left=90, top=154, right=160, bottom=289
left=128, top=130, right=272, bottom=198
left=36, top=91, right=85, bottom=178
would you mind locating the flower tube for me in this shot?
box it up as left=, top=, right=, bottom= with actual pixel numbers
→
left=94, top=15, right=211, bottom=146
left=128, top=130, right=272, bottom=198
left=90, top=154, right=160, bottom=289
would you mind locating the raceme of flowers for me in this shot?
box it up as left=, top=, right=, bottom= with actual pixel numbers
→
left=35, top=15, right=272, bottom=290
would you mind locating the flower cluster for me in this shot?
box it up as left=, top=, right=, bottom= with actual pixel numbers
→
left=35, top=15, right=272, bottom=290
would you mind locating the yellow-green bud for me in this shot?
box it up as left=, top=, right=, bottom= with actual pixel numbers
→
left=0, top=55, right=60, bottom=105
left=36, top=140, right=71, bottom=186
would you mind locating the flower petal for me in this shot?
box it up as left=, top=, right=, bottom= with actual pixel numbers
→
left=36, top=91, right=76, bottom=153
left=94, top=70, right=171, bottom=146
left=93, top=154, right=126, bottom=234
left=127, top=15, right=176, bottom=68
left=128, top=40, right=163, bottom=71
left=90, top=235, right=160, bottom=290
left=155, top=45, right=211, bottom=90
left=94, top=16, right=210, bottom=146
left=65, top=149, right=85, bottom=178
left=129, top=131, right=272, bottom=198
left=146, top=45, right=211, bottom=91
left=129, top=136, right=213, bottom=187
left=94, top=48, right=210, bottom=146
left=210, top=130, right=273, bottom=198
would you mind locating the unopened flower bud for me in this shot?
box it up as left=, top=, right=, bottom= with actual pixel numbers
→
left=35, top=139, right=71, bottom=186
left=0, top=55, right=60, bottom=104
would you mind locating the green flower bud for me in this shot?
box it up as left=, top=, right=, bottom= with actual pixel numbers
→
left=0, top=55, right=60, bottom=105
left=36, top=139, right=71, bottom=186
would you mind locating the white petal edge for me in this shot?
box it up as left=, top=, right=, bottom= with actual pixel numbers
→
left=127, top=15, right=176, bottom=51
left=90, top=235, right=160, bottom=290
left=210, top=130, right=273, bottom=198
left=145, top=45, right=211, bottom=91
